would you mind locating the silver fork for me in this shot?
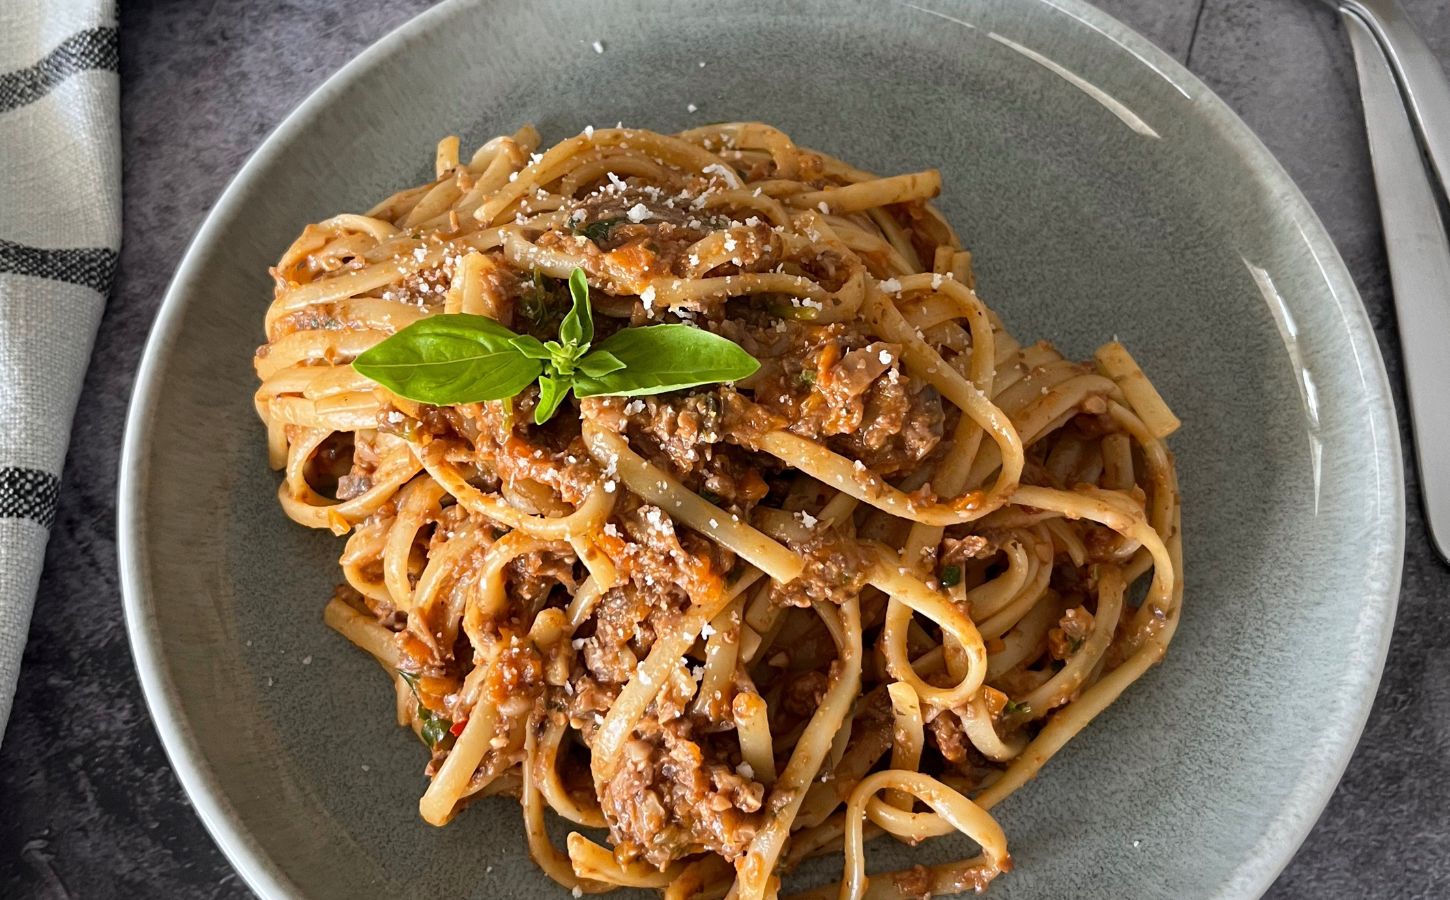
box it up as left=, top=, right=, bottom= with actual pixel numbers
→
left=1326, top=0, right=1450, bottom=561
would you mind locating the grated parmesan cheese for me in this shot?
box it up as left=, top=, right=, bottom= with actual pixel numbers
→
left=701, top=162, right=742, bottom=188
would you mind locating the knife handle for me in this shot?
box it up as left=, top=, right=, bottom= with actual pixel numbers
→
left=1344, top=0, right=1450, bottom=195
left=1345, top=10, right=1450, bottom=561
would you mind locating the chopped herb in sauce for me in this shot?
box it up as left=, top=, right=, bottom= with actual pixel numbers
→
left=572, top=216, right=625, bottom=247
left=399, top=671, right=454, bottom=750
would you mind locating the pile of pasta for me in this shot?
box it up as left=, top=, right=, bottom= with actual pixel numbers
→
left=253, top=123, right=1182, bottom=900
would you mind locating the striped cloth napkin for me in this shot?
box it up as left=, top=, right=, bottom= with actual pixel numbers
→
left=0, top=1, right=119, bottom=738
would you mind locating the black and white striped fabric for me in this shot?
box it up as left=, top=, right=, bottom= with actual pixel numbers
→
left=0, top=2, right=119, bottom=737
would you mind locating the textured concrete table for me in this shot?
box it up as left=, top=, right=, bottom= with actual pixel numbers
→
left=2, top=0, right=1448, bottom=896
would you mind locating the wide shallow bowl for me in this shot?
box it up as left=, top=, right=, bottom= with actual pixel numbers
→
left=119, top=0, right=1405, bottom=897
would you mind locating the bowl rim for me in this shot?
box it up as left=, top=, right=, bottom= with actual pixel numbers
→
left=118, top=1, right=1407, bottom=897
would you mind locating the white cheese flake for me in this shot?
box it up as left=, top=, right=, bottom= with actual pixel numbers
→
left=878, top=349, right=893, bottom=365
left=701, top=162, right=742, bottom=188
left=817, top=201, right=830, bottom=215
left=799, top=511, right=818, bottom=528
left=878, top=277, right=902, bottom=293
left=627, top=202, right=650, bottom=223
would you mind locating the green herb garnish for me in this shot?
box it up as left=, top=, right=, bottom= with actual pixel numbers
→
left=939, top=565, right=962, bottom=588
left=1002, top=699, right=1031, bottom=718
left=572, top=216, right=626, bottom=247
left=399, top=671, right=453, bottom=750
left=353, top=267, right=760, bottom=425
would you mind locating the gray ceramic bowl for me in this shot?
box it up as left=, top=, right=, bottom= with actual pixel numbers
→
left=119, top=0, right=1405, bottom=897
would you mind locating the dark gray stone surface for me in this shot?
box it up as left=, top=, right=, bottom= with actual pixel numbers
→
left=1, top=0, right=1446, bottom=896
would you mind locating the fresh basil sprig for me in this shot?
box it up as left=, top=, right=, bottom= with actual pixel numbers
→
left=353, top=267, right=760, bottom=424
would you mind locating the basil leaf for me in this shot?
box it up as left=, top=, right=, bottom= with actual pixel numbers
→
left=534, top=374, right=571, bottom=425
left=939, top=565, right=962, bottom=587
left=510, top=334, right=552, bottom=360
left=577, top=349, right=625, bottom=378
left=560, top=268, right=594, bottom=347
left=353, top=314, right=540, bottom=405
left=574, top=324, right=760, bottom=397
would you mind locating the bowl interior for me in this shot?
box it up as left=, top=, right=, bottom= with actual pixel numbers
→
left=122, top=0, right=1402, bottom=897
